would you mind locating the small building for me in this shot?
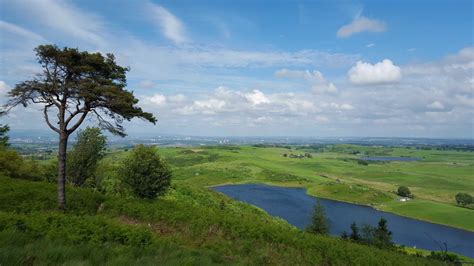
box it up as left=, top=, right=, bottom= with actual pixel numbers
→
left=398, top=197, right=410, bottom=202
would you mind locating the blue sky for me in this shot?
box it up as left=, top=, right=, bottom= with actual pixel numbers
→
left=0, top=0, right=473, bottom=138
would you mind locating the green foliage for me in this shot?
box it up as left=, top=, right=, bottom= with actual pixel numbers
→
left=120, top=145, right=172, bottom=199
left=343, top=218, right=395, bottom=250
left=350, top=222, right=361, bottom=241
left=6, top=45, right=157, bottom=137
left=0, top=176, right=442, bottom=265
left=306, top=200, right=330, bottom=235
left=455, top=192, right=472, bottom=207
left=373, top=218, right=395, bottom=249
left=397, top=185, right=412, bottom=197
left=0, top=147, right=54, bottom=181
left=427, top=251, right=462, bottom=266
left=0, top=147, right=23, bottom=178
left=0, top=123, right=9, bottom=147
left=67, top=127, right=107, bottom=186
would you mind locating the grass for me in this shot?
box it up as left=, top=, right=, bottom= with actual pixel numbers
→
left=147, top=145, right=474, bottom=231
left=0, top=176, right=442, bottom=265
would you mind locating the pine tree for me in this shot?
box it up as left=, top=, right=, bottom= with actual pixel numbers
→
left=350, top=222, right=361, bottom=241
left=307, top=200, right=330, bottom=235
left=373, top=218, right=394, bottom=249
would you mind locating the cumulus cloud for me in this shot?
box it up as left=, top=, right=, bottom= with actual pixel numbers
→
left=337, top=16, right=386, bottom=38
left=275, top=69, right=338, bottom=94
left=147, top=94, right=167, bottom=106
left=148, top=4, right=189, bottom=44
left=244, top=90, right=270, bottom=105
left=348, top=59, right=401, bottom=85
left=143, top=86, right=356, bottom=125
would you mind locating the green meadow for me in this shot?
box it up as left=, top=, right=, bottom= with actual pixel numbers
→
left=125, top=144, right=474, bottom=232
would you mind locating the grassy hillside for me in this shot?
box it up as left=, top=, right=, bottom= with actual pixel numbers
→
left=137, top=145, right=474, bottom=231
left=0, top=176, right=441, bottom=265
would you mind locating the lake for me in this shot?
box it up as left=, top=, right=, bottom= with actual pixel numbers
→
left=360, top=156, right=421, bottom=162
left=213, top=184, right=474, bottom=258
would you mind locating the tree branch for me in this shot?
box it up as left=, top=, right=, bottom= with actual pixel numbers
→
left=66, top=110, right=89, bottom=134
left=44, top=104, right=60, bottom=133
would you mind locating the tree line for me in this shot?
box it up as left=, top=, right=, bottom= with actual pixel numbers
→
left=306, top=200, right=463, bottom=265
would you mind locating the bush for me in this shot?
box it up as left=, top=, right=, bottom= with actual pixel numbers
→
left=67, top=127, right=107, bottom=187
left=397, top=186, right=412, bottom=197
left=0, top=147, right=23, bottom=178
left=455, top=193, right=472, bottom=207
left=0, top=147, right=54, bottom=181
left=427, top=251, right=461, bottom=266
left=119, top=145, right=172, bottom=199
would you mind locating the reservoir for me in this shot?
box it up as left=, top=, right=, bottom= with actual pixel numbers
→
left=213, top=184, right=474, bottom=258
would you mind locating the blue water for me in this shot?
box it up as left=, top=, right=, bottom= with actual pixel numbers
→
left=360, top=156, right=421, bottom=162
left=213, top=184, right=474, bottom=258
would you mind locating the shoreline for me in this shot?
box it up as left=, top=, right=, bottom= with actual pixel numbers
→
left=207, top=181, right=474, bottom=233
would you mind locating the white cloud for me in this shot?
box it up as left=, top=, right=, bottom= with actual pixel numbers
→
left=275, top=69, right=325, bottom=82
left=366, top=43, right=375, bottom=48
left=244, top=90, right=270, bottom=105
left=148, top=94, right=167, bottom=106
left=275, top=69, right=338, bottom=94
left=192, top=99, right=226, bottom=114
left=0, top=20, right=45, bottom=41
left=327, top=102, right=355, bottom=110
left=0, top=81, right=11, bottom=100
left=337, top=16, right=386, bottom=38
left=148, top=4, right=189, bottom=44
left=4, top=0, right=105, bottom=46
left=348, top=59, right=401, bottom=85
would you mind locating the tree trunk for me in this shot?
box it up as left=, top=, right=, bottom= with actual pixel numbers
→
left=58, top=131, right=68, bottom=210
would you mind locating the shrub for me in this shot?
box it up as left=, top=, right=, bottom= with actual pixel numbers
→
left=119, top=145, right=172, bottom=199
left=427, top=251, right=461, bottom=266
left=67, top=127, right=107, bottom=187
left=0, top=147, right=23, bottom=178
left=397, top=186, right=412, bottom=197
left=455, top=193, right=472, bottom=207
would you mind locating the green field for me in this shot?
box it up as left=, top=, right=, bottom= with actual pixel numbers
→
left=127, top=144, right=474, bottom=232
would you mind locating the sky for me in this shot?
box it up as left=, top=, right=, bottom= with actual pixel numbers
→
left=0, top=0, right=473, bottom=138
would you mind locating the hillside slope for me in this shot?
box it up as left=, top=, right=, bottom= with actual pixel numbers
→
left=0, top=176, right=442, bottom=265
